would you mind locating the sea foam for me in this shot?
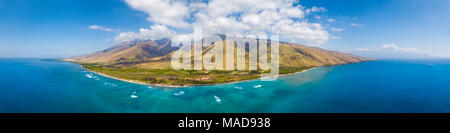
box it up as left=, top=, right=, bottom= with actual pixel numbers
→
left=235, top=87, right=244, bottom=90
left=85, top=74, right=93, bottom=78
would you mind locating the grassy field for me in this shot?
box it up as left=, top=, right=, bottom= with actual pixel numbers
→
left=80, top=63, right=313, bottom=86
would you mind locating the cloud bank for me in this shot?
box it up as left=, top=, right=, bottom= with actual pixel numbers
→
left=350, top=23, right=364, bottom=27
left=116, top=0, right=333, bottom=46
left=89, top=25, right=118, bottom=32
left=115, top=24, right=176, bottom=42
left=355, top=44, right=420, bottom=52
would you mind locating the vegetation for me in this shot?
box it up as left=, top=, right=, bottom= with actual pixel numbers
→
left=81, top=63, right=313, bottom=86
left=68, top=39, right=371, bottom=86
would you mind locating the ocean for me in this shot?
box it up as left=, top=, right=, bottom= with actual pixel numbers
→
left=0, top=58, right=449, bottom=113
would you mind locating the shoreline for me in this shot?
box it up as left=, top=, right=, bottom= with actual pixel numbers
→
left=78, top=64, right=317, bottom=88
left=79, top=65, right=187, bottom=88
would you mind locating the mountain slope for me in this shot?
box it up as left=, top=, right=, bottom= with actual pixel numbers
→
left=279, top=43, right=368, bottom=68
left=66, top=39, right=371, bottom=70
left=64, top=38, right=177, bottom=64
left=66, top=39, right=372, bottom=86
left=127, top=40, right=371, bottom=70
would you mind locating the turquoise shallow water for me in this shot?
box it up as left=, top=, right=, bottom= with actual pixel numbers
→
left=0, top=58, right=449, bottom=113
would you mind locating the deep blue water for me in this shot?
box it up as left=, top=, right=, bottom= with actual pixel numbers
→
left=0, top=58, right=449, bottom=113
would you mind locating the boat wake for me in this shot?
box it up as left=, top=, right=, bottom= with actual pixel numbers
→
left=214, top=95, right=222, bottom=103
left=235, top=87, right=244, bottom=90
left=174, top=91, right=185, bottom=96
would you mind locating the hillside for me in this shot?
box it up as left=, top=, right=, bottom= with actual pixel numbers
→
left=65, top=39, right=372, bottom=86
left=64, top=38, right=177, bottom=64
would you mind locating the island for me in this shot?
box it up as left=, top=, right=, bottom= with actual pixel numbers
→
left=64, top=38, right=372, bottom=87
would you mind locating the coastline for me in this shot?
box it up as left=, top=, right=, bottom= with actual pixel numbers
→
left=79, top=64, right=187, bottom=88
left=78, top=64, right=317, bottom=88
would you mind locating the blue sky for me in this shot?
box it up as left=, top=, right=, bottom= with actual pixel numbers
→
left=0, top=0, right=449, bottom=58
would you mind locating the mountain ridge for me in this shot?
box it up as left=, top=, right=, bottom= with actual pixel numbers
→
left=64, top=38, right=177, bottom=64
left=64, top=38, right=373, bottom=86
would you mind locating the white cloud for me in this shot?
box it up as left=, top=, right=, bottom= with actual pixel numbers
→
left=331, top=28, right=344, bottom=32
left=306, top=6, right=327, bottom=14
left=381, top=44, right=419, bottom=52
left=380, top=44, right=398, bottom=50
left=350, top=23, right=364, bottom=27
left=193, top=0, right=307, bottom=34
left=124, top=0, right=191, bottom=28
left=314, top=15, right=321, bottom=20
left=119, top=0, right=333, bottom=46
left=89, top=25, right=118, bottom=32
left=271, top=19, right=329, bottom=45
left=354, top=48, right=372, bottom=51
left=330, top=35, right=341, bottom=39
left=171, top=33, right=194, bottom=46
left=354, top=44, right=420, bottom=52
left=114, top=24, right=176, bottom=42
left=328, top=19, right=336, bottom=23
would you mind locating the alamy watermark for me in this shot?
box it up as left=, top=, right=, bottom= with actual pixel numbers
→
left=170, top=27, right=279, bottom=81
